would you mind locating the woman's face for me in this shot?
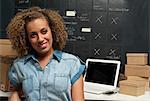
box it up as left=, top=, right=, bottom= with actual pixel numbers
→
left=26, top=18, right=53, bottom=56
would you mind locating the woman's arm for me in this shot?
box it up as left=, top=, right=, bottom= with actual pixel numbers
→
left=71, top=75, right=84, bottom=101
left=9, top=91, right=21, bottom=101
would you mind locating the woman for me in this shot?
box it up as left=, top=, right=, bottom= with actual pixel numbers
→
left=7, top=7, right=85, bottom=101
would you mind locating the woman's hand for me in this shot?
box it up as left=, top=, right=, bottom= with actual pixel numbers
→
left=9, top=91, right=21, bottom=101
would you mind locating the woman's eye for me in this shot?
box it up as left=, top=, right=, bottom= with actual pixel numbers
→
left=41, top=29, right=48, bottom=34
left=30, top=32, right=37, bottom=38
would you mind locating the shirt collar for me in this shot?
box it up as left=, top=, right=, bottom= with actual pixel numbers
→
left=24, top=50, right=62, bottom=64
left=53, top=50, right=62, bottom=62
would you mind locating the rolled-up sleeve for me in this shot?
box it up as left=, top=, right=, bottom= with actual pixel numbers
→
left=8, top=63, right=21, bottom=89
left=70, top=58, right=85, bottom=85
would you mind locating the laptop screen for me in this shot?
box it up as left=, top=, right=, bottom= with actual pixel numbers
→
left=85, top=59, right=120, bottom=86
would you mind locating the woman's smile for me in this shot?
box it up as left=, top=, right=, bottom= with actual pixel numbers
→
left=38, top=42, right=47, bottom=49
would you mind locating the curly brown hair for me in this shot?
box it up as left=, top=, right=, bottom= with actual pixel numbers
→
left=6, top=7, right=68, bottom=57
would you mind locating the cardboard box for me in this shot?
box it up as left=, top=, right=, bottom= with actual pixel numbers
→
left=127, top=76, right=149, bottom=91
left=0, top=39, right=17, bottom=56
left=126, top=53, right=148, bottom=65
left=0, top=56, right=16, bottom=91
left=125, top=65, right=150, bottom=77
left=0, top=81, right=15, bottom=92
left=0, top=83, right=8, bottom=91
left=119, top=80, right=145, bottom=96
left=0, top=62, right=10, bottom=91
left=149, top=78, right=150, bottom=87
left=0, top=39, right=18, bottom=91
left=142, top=77, right=150, bottom=91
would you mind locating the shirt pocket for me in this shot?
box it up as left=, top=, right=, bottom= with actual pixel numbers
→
left=22, top=76, right=33, bottom=95
left=54, top=73, right=69, bottom=92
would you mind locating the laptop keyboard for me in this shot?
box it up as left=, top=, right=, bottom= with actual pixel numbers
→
left=84, top=84, right=109, bottom=94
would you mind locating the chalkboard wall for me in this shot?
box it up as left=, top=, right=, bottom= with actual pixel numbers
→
left=0, top=0, right=150, bottom=72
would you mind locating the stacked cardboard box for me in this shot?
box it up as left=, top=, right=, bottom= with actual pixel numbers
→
left=0, top=39, right=17, bottom=91
left=119, top=53, right=150, bottom=96
left=119, top=79, right=146, bottom=96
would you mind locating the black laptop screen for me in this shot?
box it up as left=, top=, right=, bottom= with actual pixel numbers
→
left=85, top=61, right=117, bottom=85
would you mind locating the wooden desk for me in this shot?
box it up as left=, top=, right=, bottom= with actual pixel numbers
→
left=1, top=90, right=150, bottom=101
left=0, top=90, right=11, bottom=97
left=85, top=91, right=150, bottom=101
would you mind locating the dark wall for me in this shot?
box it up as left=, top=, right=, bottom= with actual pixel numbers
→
left=0, top=0, right=15, bottom=38
left=148, top=1, right=150, bottom=64
left=0, top=0, right=149, bottom=72
left=0, top=0, right=1, bottom=34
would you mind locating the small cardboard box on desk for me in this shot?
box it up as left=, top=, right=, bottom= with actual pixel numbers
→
left=119, top=80, right=146, bottom=96
left=0, top=39, right=17, bottom=92
left=127, top=76, right=150, bottom=91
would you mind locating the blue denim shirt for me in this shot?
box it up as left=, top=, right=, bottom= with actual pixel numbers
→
left=8, top=50, right=85, bottom=101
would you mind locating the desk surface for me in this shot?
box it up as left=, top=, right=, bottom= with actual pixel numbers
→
left=0, top=90, right=11, bottom=97
left=85, top=91, right=150, bottom=101
left=1, top=90, right=150, bottom=101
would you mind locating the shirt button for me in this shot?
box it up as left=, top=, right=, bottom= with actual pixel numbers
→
left=34, top=63, right=39, bottom=66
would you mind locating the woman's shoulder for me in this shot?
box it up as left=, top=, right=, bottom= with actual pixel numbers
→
left=61, top=51, right=79, bottom=60
left=13, top=54, right=30, bottom=64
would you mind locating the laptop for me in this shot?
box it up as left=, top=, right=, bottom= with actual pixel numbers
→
left=84, top=58, right=121, bottom=94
